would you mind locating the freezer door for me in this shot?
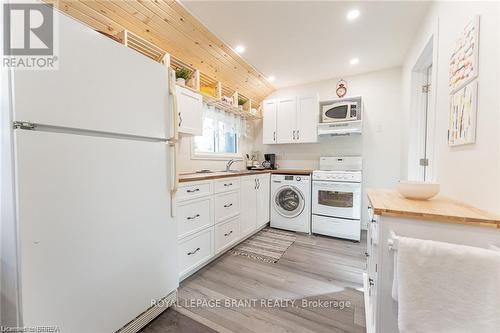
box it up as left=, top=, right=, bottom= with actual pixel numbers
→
left=12, top=12, right=169, bottom=139
left=15, top=130, right=178, bottom=332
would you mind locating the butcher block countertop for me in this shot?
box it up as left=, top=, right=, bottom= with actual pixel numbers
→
left=179, top=169, right=313, bottom=182
left=367, top=189, right=500, bottom=228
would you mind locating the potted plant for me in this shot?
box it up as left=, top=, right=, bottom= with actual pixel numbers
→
left=238, top=97, right=246, bottom=110
left=175, top=68, right=191, bottom=86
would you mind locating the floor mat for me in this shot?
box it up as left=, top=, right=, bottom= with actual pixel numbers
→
left=230, top=227, right=296, bottom=263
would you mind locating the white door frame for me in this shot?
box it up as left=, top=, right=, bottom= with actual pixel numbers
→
left=408, top=24, right=439, bottom=181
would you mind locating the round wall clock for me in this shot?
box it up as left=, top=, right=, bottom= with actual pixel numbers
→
left=336, top=79, right=347, bottom=98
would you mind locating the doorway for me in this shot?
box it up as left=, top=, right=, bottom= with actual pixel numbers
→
left=409, top=35, right=436, bottom=182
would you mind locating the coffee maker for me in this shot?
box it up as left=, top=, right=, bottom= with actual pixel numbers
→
left=264, top=154, right=276, bottom=170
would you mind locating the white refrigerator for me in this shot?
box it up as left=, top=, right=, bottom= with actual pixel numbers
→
left=1, top=10, right=178, bottom=333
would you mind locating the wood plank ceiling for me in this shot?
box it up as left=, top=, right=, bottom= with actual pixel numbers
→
left=45, top=0, right=275, bottom=103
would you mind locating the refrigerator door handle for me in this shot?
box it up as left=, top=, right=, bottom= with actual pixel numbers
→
left=167, top=67, right=179, bottom=218
left=168, top=67, right=179, bottom=194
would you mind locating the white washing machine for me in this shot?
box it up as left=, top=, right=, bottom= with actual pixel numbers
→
left=270, top=174, right=311, bottom=233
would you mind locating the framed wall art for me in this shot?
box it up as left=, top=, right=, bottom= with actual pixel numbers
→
left=449, top=15, right=480, bottom=93
left=448, top=81, right=478, bottom=146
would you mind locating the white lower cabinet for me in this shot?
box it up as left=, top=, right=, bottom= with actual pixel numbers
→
left=215, top=177, right=240, bottom=193
left=177, top=196, right=213, bottom=239
left=215, top=190, right=240, bottom=223
left=256, top=173, right=271, bottom=227
left=215, top=216, right=240, bottom=254
left=176, top=174, right=271, bottom=281
left=241, top=173, right=271, bottom=237
left=240, top=176, right=257, bottom=236
left=178, top=227, right=214, bottom=278
left=177, top=179, right=213, bottom=201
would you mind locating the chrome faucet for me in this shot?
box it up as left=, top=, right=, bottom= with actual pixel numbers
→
left=226, top=159, right=236, bottom=171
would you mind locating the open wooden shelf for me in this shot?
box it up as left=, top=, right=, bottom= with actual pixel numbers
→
left=170, top=56, right=200, bottom=92
left=116, top=30, right=166, bottom=63
left=200, top=72, right=221, bottom=101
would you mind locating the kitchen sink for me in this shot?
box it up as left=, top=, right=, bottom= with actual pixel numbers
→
left=195, top=169, right=245, bottom=174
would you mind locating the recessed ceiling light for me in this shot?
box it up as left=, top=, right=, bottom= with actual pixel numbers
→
left=350, top=58, right=359, bottom=65
left=346, top=9, right=360, bottom=21
left=267, top=75, right=276, bottom=82
left=235, top=45, right=245, bottom=54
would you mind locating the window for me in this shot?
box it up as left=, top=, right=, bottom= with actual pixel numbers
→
left=193, top=105, right=243, bottom=158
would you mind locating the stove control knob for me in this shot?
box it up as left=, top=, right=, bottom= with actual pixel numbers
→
left=296, top=177, right=301, bottom=181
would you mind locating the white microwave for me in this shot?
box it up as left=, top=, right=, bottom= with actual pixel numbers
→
left=321, top=101, right=359, bottom=123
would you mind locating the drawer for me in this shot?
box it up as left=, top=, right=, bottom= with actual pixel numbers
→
left=178, top=227, right=214, bottom=277
left=215, top=191, right=240, bottom=223
left=215, top=217, right=240, bottom=254
left=177, top=197, right=213, bottom=239
left=177, top=180, right=213, bottom=202
left=215, top=177, right=240, bottom=193
left=312, top=215, right=361, bottom=241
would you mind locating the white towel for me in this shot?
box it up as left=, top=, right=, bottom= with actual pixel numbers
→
left=395, top=236, right=500, bottom=333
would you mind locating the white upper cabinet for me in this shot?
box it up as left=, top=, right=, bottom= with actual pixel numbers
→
left=296, top=94, right=319, bottom=143
left=276, top=97, right=297, bottom=144
left=262, top=99, right=278, bottom=144
left=176, top=86, right=203, bottom=136
left=262, top=94, right=318, bottom=144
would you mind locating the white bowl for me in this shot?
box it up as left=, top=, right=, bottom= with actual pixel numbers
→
left=396, top=181, right=440, bottom=200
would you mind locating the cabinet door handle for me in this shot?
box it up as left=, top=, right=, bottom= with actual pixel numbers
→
left=292, top=130, right=296, bottom=140
left=178, top=112, right=182, bottom=127
left=297, top=130, right=299, bottom=140
left=224, top=230, right=233, bottom=237
left=254, top=179, right=257, bottom=190
left=257, top=179, right=260, bottom=189
left=223, top=183, right=233, bottom=187
left=273, top=131, right=276, bottom=141
left=368, top=278, right=375, bottom=286
left=187, top=247, right=200, bottom=256
left=187, top=214, right=200, bottom=220
left=365, top=251, right=370, bottom=257
left=224, top=203, right=233, bottom=208
left=186, top=188, right=200, bottom=193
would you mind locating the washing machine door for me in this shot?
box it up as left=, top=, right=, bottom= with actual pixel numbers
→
left=274, top=185, right=305, bottom=218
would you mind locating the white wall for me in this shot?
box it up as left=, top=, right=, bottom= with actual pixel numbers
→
left=402, top=1, right=500, bottom=214
left=253, top=67, right=403, bottom=227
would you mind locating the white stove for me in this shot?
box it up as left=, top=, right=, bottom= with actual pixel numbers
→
left=311, top=156, right=362, bottom=241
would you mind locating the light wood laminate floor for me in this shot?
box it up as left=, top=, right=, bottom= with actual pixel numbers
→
left=142, top=231, right=367, bottom=333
